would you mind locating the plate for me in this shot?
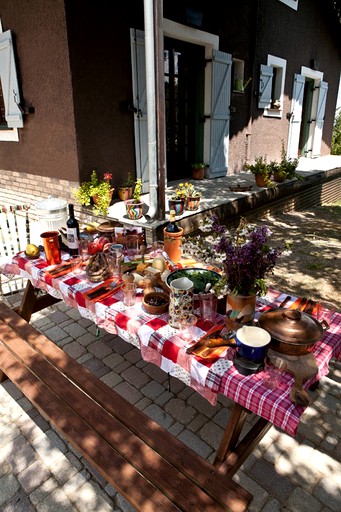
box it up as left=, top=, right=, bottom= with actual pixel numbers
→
left=166, top=268, right=221, bottom=295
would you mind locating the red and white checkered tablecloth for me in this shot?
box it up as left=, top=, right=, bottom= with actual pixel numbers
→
left=4, top=253, right=341, bottom=436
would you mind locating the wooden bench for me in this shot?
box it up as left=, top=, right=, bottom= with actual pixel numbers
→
left=0, top=302, right=252, bottom=512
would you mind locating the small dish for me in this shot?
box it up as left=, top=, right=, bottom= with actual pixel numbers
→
left=142, top=292, right=169, bottom=315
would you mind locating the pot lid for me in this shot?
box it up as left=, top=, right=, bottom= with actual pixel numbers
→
left=35, top=197, right=68, bottom=212
left=258, top=308, right=323, bottom=345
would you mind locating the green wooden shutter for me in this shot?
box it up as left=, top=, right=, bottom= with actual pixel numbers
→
left=208, top=49, right=232, bottom=178
left=287, top=73, right=305, bottom=159
left=130, top=29, right=149, bottom=189
left=312, top=81, right=328, bottom=158
left=0, top=30, right=23, bottom=128
left=258, top=65, right=273, bottom=109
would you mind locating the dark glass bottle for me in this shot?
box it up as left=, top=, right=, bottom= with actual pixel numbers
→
left=66, top=204, right=80, bottom=256
left=165, top=210, right=180, bottom=233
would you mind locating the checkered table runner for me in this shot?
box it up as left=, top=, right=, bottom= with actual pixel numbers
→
left=5, top=253, right=341, bottom=436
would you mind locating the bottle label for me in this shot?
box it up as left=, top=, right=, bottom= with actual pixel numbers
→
left=67, top=228, right=79, bottom=249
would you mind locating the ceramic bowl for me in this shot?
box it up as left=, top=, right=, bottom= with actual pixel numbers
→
left=166, top=268, right=221, bottom=296
left=142, top=292, right=169, bottom=315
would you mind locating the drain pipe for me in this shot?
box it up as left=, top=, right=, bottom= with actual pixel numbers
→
left=143, top=0, right=158, bottom=220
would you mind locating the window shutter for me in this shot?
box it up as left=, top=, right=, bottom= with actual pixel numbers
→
left=130, top=29, right=149, bottom=189
left=312, top=81, right=328, bottom=158
left=287, top=73, right=305, bottom=159
left=209, top=49, right=232, bottom=177
left=0, top=30, right=23, bottom=128
left=258, top=64, right=273, bottom=109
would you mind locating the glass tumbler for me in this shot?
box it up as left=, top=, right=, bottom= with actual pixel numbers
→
left=41, top=231, right=61, bottom=265
left=122, top=282, right=137, bottom=307
left=108, top=243, right=124, bottom=277
left=199, top=292, right=218, bottom=325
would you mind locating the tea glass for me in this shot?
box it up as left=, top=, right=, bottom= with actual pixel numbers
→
left=198, top=292, right=218, bottom=326
left=124, top=234, right=139, bottom=261
left=122, top=282, right=137, bottom=306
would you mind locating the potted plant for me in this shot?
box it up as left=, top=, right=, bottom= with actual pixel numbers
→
left=72, top=170, right=114, bottom=216
left=169, top=183, right=187, bottom=215
left=191, top=163, right=207, bottom=180
left=268, top=160, right=286, bottom=183
left=183, top=182, right=202, bottom=211
left=245, top=156, right=272, bottom=187
left=125, top=178, right=144, bottom=220
left=117, top=172, right=134, bottom=201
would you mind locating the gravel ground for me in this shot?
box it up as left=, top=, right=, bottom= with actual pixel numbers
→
left=256, top=202, right=341, bottom=311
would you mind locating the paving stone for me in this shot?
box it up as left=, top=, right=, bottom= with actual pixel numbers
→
left=187, top=412, right=207, bottom=433
left=116, top=493, right=138, bottom=512
left=30, top=432, right=65, bottom=468
left=29, top=476, right=59, bottom=506
left=313, top=475, right=341, bottom=511
left=103, top=353, right=125, bottom=369
left=63, top=340, right=87, bottom=359
left=121, top=365, right=150, bottom=389
left=187, top=392, right=218, bottom=418
left=154, top=389, right=174, bottom=407
left=124, top=348, right=143, bottom=364
left=249, top=458, right=294, bottom=503
left=287, top=487, right=323, bottom=512
left=88, top=340, right=113, bottom=358
left=141, top=380, right=165, bottom=400
left=143, top=404, right=174, bottom=429
left=0, top=474, right=20, bottom=507
left=78, top=332, right=98, bottom=347
left=17, top=459, right=51, bottom=493
left=47, top=310, right=69, bottom=324
left=0, top=424, right=21, bottom=449
left=82, top=356, right=105, bottom=373
left=68, top=480, right=114, bottom=511
left=5, top=435, right=38, bottom=475
left=232, top=471, right=269, bottom=512
left=142, top=363, right=168, bottom=384
left=260, top=497, right=282, bottom=511
left=164, top=398, right=196, bottom=425
left=199, top=420, right=225, bottom=450
left=1, top=489, right=36, bottom=511
left=62, top=470, right=90, bottom=499
left=114, top=382, right=143, bottom=404
left=35, top=486, right=77, bottom=512
left=177, top=429, right=213, bottom=459
left=100, top=370, right=123, bottom=388
left=50, top=454, right=79, bottom=485
left=135, top=396, right=152, bottom=411
left=43, top=325, right=68, bottom=343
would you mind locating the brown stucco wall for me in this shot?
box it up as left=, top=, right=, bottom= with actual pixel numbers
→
left=0, top=0, right=79, bottom=182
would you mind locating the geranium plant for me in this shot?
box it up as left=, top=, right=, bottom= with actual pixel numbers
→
left=182, top=216, right=284, bottom=297
left=73, top=170, right=114, bottom=216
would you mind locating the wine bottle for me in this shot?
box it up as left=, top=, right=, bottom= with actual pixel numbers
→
left=165, top=210, right=180, bottom=233
left=66, top=204, right=80, bottom=256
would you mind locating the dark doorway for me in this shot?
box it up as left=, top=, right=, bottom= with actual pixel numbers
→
left=298, top=78, right=314, bottom=157
left=164, top=38, right=205, bottom=181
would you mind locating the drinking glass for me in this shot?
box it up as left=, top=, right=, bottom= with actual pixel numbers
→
left=179, top=314, right=198, bottom=341
left=122, top=282, right=137, bottom=306
left=124, top=234, right=139, bottom=261
left=70, top=255, right=83, bottom=274
left=199, top=293, right=218, bottom=325
left=41, top=231, right=61, bottom=265
left=79, top=234, right=91, bottom=262
left=107, top=244, right=124, bottom=277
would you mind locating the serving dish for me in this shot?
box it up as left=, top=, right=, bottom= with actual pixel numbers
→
left=142, top=292, right=169, bottom=315
left=166, top=268, right=221, bottom=295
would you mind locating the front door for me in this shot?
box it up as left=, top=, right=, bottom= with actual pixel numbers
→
left=164, top=38, right=205, bottom=181
left=298, top=78, right=314, bottom=157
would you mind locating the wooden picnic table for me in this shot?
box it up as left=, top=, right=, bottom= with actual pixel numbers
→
left=3, top=251, right=341, bottom=476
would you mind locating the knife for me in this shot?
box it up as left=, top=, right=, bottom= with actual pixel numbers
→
left=278, top=295, right=291, bottom=308
left=87, top=282, right=122, bottom=300
left=47, top=262, right=72, bottom=276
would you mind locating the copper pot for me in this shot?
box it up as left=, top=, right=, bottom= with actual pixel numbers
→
left=258, top=308, right=325, bottom=355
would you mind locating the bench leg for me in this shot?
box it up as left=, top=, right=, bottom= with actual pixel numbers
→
left=14, top=281, right=61, bottom=322
left=214, top=403, right=272, bottom=477
left=0, top=368, right=8, bottom=383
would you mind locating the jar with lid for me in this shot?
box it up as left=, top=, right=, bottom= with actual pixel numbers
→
left=107, top=243, right=124, bottom=277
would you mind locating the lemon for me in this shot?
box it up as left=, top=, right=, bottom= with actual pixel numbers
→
left=25, top=244, right=40, bottom=257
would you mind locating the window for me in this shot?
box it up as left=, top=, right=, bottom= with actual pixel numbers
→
left=0, top=25, right=23, bottom=141
left=259, top=55, right=286, bottom=118
left=278, top=0, right=298, bottom=10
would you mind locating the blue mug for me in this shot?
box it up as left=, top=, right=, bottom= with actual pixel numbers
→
left=236, top=326, right=271, bottom=361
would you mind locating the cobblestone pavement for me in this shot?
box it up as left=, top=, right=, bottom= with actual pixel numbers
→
left=0, top=293, right=340, bottom=512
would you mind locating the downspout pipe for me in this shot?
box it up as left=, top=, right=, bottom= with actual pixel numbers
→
left=143, top=0, right=158, bottom=220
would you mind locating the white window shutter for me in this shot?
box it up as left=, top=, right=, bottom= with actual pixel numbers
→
left=209, top=49, right=231, bottom=177
left=287, top=73, right=305, bottom=159
left=130, top=29, right=149, bottom=190
left=312, top=81, right=328, bottom=158
left=0, top=30, right=23, bottom=128
left=258, top=64, right=273, bottom=109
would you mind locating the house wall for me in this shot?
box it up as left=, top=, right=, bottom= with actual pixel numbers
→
left=249, top=0, right=341, bottom=163
left=0, top=0, right=78, bottom=185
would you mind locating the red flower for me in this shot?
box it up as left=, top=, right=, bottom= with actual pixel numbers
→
left=104, top=172, right=112, bottom=181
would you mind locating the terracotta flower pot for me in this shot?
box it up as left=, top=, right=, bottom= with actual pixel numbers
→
left=185, top=196, right=201, bottom=211
left=191, top=167, right=205, bottom=180
left=117, top=187, right=133, bottom=201
left=92, top=188, right=114, bottom=207
left=273, top=172, right=286, bottom=183
left=254, top=174, right=267, bottom=187
left=169, top=198, right=185, bottom=216
left=125, top=200, right=143, bottom=220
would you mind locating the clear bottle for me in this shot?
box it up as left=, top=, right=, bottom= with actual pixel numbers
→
left=165, top=210, right=180, bottom=233
left=66, top=204, right=80, bottom=256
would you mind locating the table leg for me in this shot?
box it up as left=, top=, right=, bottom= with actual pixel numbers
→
left=214, top=402, right=272, bottom=477
left=14, top=281, right=61, bottom=322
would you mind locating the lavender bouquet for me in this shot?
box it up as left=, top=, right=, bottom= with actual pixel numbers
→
left=182, top=216, right=283, bottom=297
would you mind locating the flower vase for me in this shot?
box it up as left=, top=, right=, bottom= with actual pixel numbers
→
left=185, top=196, right=201, bottom=211
left=169, top=199, right=185, bottom=216
left=225, top=293, right=257, bottom=331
